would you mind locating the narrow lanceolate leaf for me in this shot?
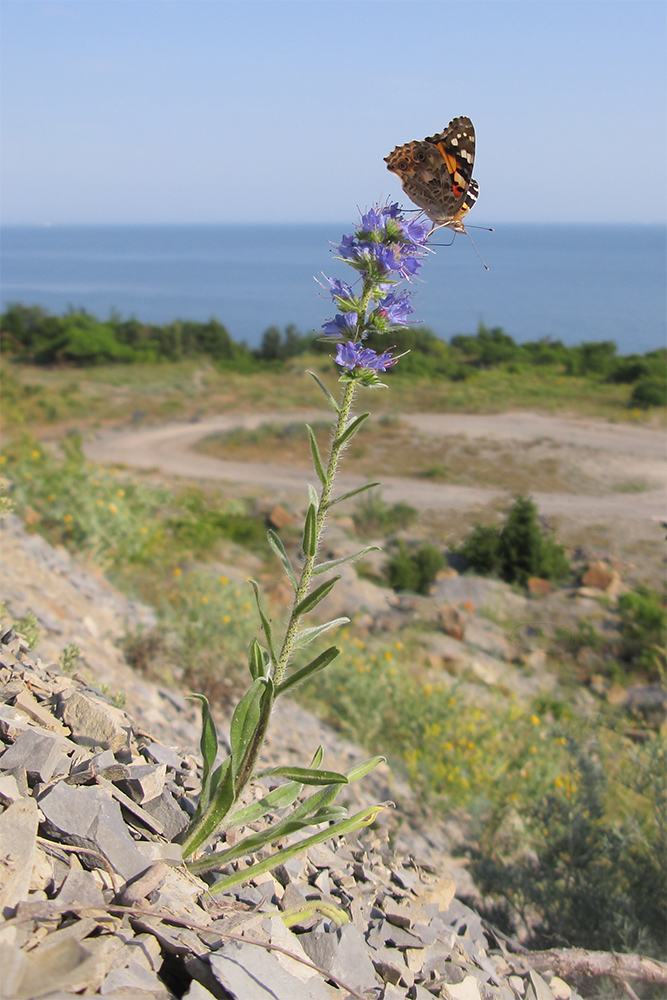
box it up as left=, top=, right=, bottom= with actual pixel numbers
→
left=292, top=617, right=349, bottom=649
left=229, top=677, right=266, bottom=781
left=180, top=758, right=234, bottom=858
left=334, top=412, right=369, bottom=449
left=248, top=579, right=277, bottom=662
left=307, top=483, right=319, bottom=509
left=186, top=694, right=218, bottom=814
left=220, top=779, right=302, bottom=832
left=328, top=481, right=380, bottom=507
left=247, top=638, right=270, bottom=680
left=255, top=765, right=348, bottom=786
left=207, top=804, right=388, bottom=893
left=310, top=746, right=323, bottom=769
left=293, top=576, right=340, bottom=618
left=266, top=529, right=298, bottom=591
left=306, top=425, right=327, bottom=486
left=302, top=503, right=317, bottom=557
left=282, top=901, right=348, bottom=929
left=307, top=370, right=340, bottom=413
left=276, top=646, right=340, bottom=695
left=313, top=546, right=381, bottom=575
left=346, top=755, right=386, bottom=782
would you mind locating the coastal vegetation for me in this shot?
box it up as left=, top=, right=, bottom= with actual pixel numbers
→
left=1, top=303, right=665, bottom=416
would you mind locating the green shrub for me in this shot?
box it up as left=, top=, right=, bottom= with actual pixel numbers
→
left=455, top=496, right=571, bottom=587
left=630, top=375, right=665, bottom=409
left=385, top=542, right=445, bottom=594
left=618, top=586, right=666, bottom=678
left=352, top=492, right=417, bottom=537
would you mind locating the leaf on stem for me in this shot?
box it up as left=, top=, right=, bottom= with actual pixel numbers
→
left=346, top=755, right=386, bottom=782
left=303, top=503, right=317, bottom=557
left=256, top=765, right=348, bottom=785
left=282, top=901, right=348, bottom=928
left=307, top=483, right=319, bottom=509
left=266, top=529, right=298, bottom=591
left=306, top=424, right=327, bottom=486
left=206, top=803, right=388, bottom=892
left=334, top=412, right=369, bottom=449
left=247, top=638, right=270, bottom=680
left=186, top=693, right=218, bottom=814
left=293, top=576, right=340, bottom=617
left=220, top=779, right=302, bottom=831
left=180, top=758, right=234, bottom=858
left=229, top=677, right=268, bottom=781
left=292, top=617, right=349, bottom=648
left=276, top=645, right=340, bottom=695
left=313, top=546, right=381, bottom=575
left=307, top=370, right=340, bottom=413
left=248, top=579, right=277, bottom=662
left=328, top=481, right=380, bottom=507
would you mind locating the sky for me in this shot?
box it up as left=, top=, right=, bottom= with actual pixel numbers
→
left=1, top=0, right=665, bottom=226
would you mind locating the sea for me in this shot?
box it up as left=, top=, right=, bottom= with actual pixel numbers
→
left=1, top=224, right=665, bottom=355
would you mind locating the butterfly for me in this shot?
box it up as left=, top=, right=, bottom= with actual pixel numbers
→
left=384, top=116, right=479, bottom=233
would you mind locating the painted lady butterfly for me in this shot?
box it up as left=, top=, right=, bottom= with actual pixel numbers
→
left=385, top=116, right=478, bottom=233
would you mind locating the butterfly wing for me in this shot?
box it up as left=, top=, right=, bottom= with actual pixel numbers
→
left=385, top=116, right=477, bottom=227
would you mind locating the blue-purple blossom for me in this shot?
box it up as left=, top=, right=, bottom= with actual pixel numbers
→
left=322, top=312, right=358, bottom=337
left=400, top=217, right=430, bottom=245
left=377, top=290, right=414, bottom=324
left=335, top=341, right=398, bottom=372
left=328, top=277, right=354, bottom=301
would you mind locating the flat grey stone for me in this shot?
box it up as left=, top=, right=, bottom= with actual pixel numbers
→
left=100, top=960, right=166, bottom=995
left=0, top=797, right=38, bottom=916
left=55, top=855, right=106, bottom=909
left=328, top=923, right=378, bottom=992
left=0, top=772, right=24, bottom=804
left=58, top=689, right=130, bottom=753
left=140, top=789, right=189, bottom=840
left=122, top=762, right=167, bottom=803
left=142, top=742, right=185, bottom=770
left=38, top=781, right=149, bottom=881
left=299, top=923, right=339, bottom=970
left=0, top=727, right=70, bottom=782
left=210, top=942, right=333, bottom=999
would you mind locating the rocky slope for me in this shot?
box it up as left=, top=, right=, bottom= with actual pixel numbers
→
left=0, top=515, right=619, bottom=1000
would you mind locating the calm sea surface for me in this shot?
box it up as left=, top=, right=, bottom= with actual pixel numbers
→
left=1, top=224, right=665, bottom=354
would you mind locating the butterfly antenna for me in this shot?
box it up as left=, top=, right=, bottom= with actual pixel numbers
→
left=464, top=228, right=490, bottom=271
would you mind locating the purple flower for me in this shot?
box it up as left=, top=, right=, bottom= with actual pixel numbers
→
left=322, top=312, right=358, bottom=337
left=335, top=341, right=398, bottom=372
left=400, top=217, right=430, bottom=245
left=377, top=290, right=414, bottom=324
left=328, top=277, right=354, bottom=301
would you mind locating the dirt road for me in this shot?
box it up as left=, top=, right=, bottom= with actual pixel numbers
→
left=84, top=410, right=666, bottom=523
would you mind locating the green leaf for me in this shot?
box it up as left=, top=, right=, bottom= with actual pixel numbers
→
left=249, top=580, right=277, bottom=662
left=229, top=677, right=266, bottom=781
left=306, top=425, right=327, bottom=486
left=292, top=617, right=349, bottom=648
left=307, top=483, right=319, bottom=509
left=310, top=746, right=323, bottom=768
left=293, top=576, right=340, bottom=618
left=247, top=638, right=270, bottom=680
left=266, top=529, right=298, bottom=591
left=334, top=412, right=369, bottom=449
left=282, top=901, right=348, bottom=929
left=256, top=765, right=348, bottom=785
left=328, top=481, right=380, bottom=507
left=307, top=371, right=339, bottom=413
left=206, top=803, right=387, bottom=893
left=276, top=645, right=340, bottom=695
left=186, top=694, right=218, bottom=814
left=346, top=755, right=386, bottom=782
left=220, top=779, right=302, bottom=831
left=313, top=546, right=381, bottom=575
left=302, top=503, right=317, bottom=557
left=180, top=758, right=234, bottom=858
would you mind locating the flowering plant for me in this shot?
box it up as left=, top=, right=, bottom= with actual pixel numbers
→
left=181, top=203, right=429, bottom=889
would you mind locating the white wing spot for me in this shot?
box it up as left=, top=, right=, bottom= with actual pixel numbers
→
left=450, top=137, right=459, bottom=146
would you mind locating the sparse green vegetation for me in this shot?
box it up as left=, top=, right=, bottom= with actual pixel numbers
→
left=454, top=495, right=572, bottom=586
left=385, top=541, right=446, bottom=594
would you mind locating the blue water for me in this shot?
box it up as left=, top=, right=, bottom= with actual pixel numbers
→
left=1, top=224, right=665, bottom=354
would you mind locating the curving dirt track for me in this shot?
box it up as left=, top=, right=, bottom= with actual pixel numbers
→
left=84, top=410, right=666, bottom=523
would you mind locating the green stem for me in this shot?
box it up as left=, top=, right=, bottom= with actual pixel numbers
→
left=232, top=377, right=358, bottom=798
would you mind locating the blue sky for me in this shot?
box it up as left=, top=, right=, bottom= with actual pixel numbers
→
left=2, top=0, right=665, bottom=225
